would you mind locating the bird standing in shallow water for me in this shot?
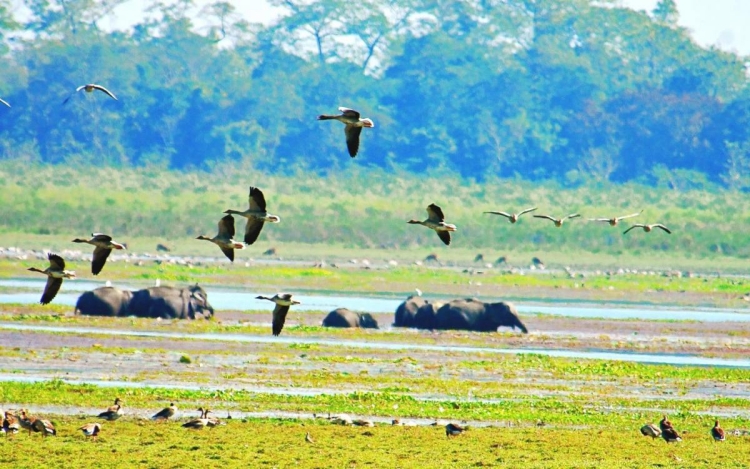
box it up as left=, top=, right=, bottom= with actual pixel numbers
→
left=317, top=107, right=374, bottom=157
left=256, top=293, right=301, bottom=336
left=408, top=204, right=457, bottom=246
left=711, top=420, right=725, bottom=442
left=63, top=84, right=118, bottom=104
left=72, top=233, right=127, bottom=275
left=196, top=214, right=245, bottom=262
left=223, top=187, right=281, bottom=245
left=27, top=253, right=76, bottom=304
left=484, top=207, right=538, bottom=223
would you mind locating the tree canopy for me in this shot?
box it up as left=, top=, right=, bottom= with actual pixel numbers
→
left=0, top=0, right=748, bottom=186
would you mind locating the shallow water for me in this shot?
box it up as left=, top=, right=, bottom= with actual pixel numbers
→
left=1, top=278, right=749, bottom=322
left=2, top=322, right=749, bottom=368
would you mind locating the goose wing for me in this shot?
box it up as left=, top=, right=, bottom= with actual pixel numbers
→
left=338, top=107, right=360, bottom=119
left=344, top=124, right=362, bottom=157
left=91, top=246, right=112, bottom=275
left=40, top=277, right=63, bottom=305
left=484, top=211, right=512, bottom=219
left=436, top=230, right=451, bottom=246
left=48, top=253, right=65, bottom=270
left=272, top=304, right=291, bottom=336
left=427, top=204, right=446, bottom=222
left=533, top=214, right=557, bottom=222
left=92, top=233, right=113, bottom=242
left=623, top=225, right=643, bottom=235
left=91, top=84, right=118, bottom=100
left=0, top=98, right=9, bottom=107
left=588, top=217, right=611, bottom=222
left=653, top=224, right=671, bottom=234
left=518, top=207, right=538, bottom=217
left=218, top=214, right=236, bottom=238
left=219, top=246, right=235, bottom=262
left=616, top=210, right=642, bottom=221
left=244, top=219, right=265, bottom=245
left=248, top=186, right=267, bottom=211
left=564, top=213, right=581, bottom=220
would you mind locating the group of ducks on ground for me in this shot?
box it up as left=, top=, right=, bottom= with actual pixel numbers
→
left=639, top=415, right=726, bottom=443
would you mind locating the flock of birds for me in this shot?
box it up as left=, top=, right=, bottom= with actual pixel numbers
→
left=639, top=415, right=727, bottom=444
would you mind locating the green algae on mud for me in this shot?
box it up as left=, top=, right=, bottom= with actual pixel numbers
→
left=2, top=415, right=750, bottom=468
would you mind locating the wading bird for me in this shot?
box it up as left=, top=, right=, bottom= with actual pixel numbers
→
left=27, top=253, right=76, bottom=304
left=72, top=233, right=126, bottom=275
left=588, top=210, right=642, bottom=226
left=484, top=207, right=537, bottom=223
left=63, top=84, right=118, bottom=104
left=623, top=223, right=671, bottom=235
left=196, top=214, right=245, bottom=262
left=317, top=107, right=374, bottom=157
left=151, top=403, right=177, bottom=422
left=256, top=293, right=301, bottom=336
left=711, top=420, right=726, bottom=442
left=79, top=423, right=102, bottom=440
left=533, top=213, right=580, bottom=227
left=223, top=187, right=281, bottom=245
left=97, top=398, right=124, bottom=421
left=408, top=204, right=457, bottom=246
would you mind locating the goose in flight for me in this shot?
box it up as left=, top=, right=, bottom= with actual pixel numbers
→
left=72, top=233, right=126, bottom=275
left=0, top=98, right=9, bottom=107
left=63, top=84, right=118, bottom=104
left=623, top=223, right=671, bottom=235
left=256, top=293, right=301, bottom=336
left=588, top=210, right=642, bottom=226
left=224, top=187, right=281, bottom=245
left=484, top=207, right=537, bottom=223
left=27, top=253, right=76, bottom=304
left=533, top=213, right=580, bottom=227
left=196, top=214, right=245, bottom=262
left=317, top=107, right=374, bottom=157
left=408, top=204, right=457, bottom=246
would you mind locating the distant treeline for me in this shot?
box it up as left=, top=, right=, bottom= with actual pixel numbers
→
left=0, top=0, right=749, bottom=187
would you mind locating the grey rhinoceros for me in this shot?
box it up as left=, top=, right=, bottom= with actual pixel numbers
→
left=127, top=285, right=214, bottom=319
left=75, top=286, right=134, bottom=317
left=434, top=298, right=528, bottom=333
left=322, top=308, right=379, bottom=329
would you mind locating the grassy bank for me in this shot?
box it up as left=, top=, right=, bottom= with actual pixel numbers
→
left=0, top=163, right=748, bottom=264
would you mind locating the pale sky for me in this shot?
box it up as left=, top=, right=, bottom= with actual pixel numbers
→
left=10, top=0, right=750, bottom=56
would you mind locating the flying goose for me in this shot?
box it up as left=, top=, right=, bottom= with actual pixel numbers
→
left=223, top=187, right=281, bottom=245
left=317, top=107, right=374, bottom=157
left=445, top=423, right=466, bottom=437
left=151, top=403, right=177, bottom=422
left=18, top=410, right=56, bottom=436
left=72, top=233, right=126, bottom=275
left=97, top=398, right=124, bottom=421
left=256, top=293, right=301, bottom=336
left=0, top=98, right=9, bottom=107
left=63, top=84, right=118, bottom=104
left=623, top=223, right=671, bottom=235
left=640, top=423, right=661, bottom=439
left=182, top=408, right=210, bottom=430
left=588, top=210, right=642, bottom=226
left=484, top=207, right=537, bottom=223
left=79, top=423, right=102, bottom=440
left=2, top=411, right=19, bottom=436
left=196, top=214, right=245, bottom=262
left=533, top=213, right=580, bottom=227
left=27, top=253, right=76, bottom=304
left=408, top=204, right=457, bottom=246
left=711, top=420, right=726, bottom=442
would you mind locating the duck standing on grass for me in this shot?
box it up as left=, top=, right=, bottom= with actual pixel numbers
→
left=151, top=403, right=177, bottom=422
left=640, top=423, right=661, bottom=439
left=711, top=420, right=725, bottom=442
left=79, top=423, right=102, bottom=440
left=445, top=423, right=466, bottom=437
left=98, top=398, right=124, bottom=421
left=182, top=408, right=210, bottom=430
left=27, top=253, right=76, bottom=304
left=408, top=204, right=457, bottom=246
left=18, top=410, right=56, bottom=437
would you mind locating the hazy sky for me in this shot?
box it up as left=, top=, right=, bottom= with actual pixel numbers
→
left=16, top=0, right=750, bottom=56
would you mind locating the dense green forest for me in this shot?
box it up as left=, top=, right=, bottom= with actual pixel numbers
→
left=0, top=0, right=749, bottom=186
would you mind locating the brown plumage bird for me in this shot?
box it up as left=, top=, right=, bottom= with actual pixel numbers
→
left=18, top=410, right=56, bottom=436
left=196, top=214, right=245, bottom=262
left=97, top=398, right=124, bottom=421
left=588, top=210, right=642, bottom=226
left=484, top=207, right=537, bottom=223
left=27, top=253, right=76, bottom=304
left=623, top=223, right=671, bottom=235
left=151, top=403, right=177, bottom=422
left=63, top=84, right=118, bottom=104
left=659, top=415, right=681, bottom=443
left=317, top=107, right=374, bottom=157
left=640, top=423, right=661, bottom=439
left=711, top=420, right=726, bottom=442
left=533, top=213, right=580, bottom=227
left=408, top=204, right=457, bottom=246
left=72, top=233, right=127, bottom=275
left=79, top=423, right=102, bottom=440
left=182, top=408, right=210, bottom=430
left=223, top=187, right=281, bottom=245
left=445, top=423, right=466, bottom=437
left=256, top=293, right=301, bottom=336
left=2, top=411, right=20, bottom=436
